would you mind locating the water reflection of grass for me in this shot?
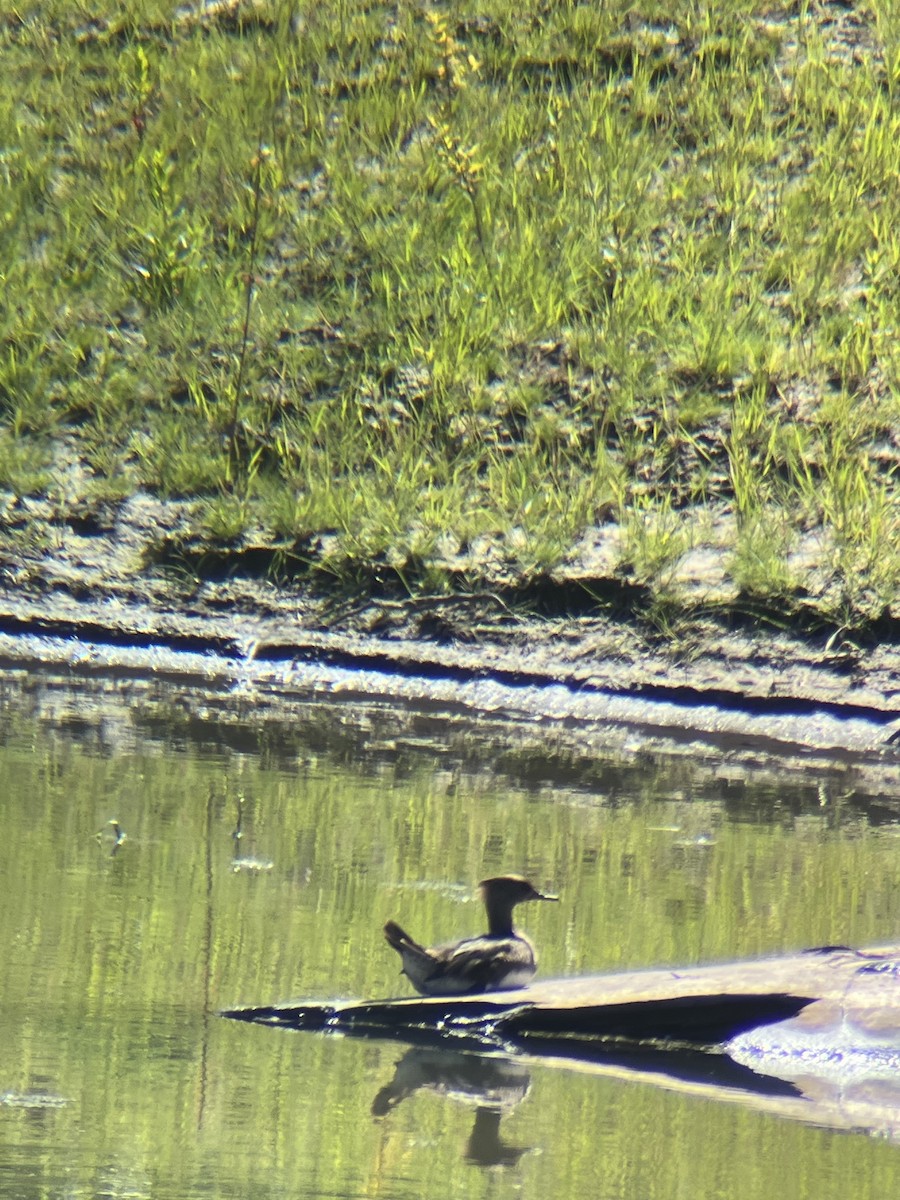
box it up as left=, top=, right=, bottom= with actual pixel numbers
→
left=1, top=1, right=897, bottom=633
left=4, top=700, right=900, bottom=1197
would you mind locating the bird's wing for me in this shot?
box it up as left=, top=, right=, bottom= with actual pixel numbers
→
left=425, top=937, right=532, bottom=993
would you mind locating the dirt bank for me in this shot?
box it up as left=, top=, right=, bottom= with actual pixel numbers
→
left=2, top=484, right=899, bottom=784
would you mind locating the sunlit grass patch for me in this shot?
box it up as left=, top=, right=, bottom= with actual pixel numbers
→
left=0, top=0, right=898, bottom=633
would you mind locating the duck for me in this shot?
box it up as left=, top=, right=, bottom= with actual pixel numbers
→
left=383, top=875, right=558, bottom=996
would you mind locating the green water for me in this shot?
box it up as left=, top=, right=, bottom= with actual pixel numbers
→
left=2, top=678, right=900, bottom=1199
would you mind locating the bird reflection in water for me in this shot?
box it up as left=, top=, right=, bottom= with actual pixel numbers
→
left=372, top=1047, right=533, bottom=1168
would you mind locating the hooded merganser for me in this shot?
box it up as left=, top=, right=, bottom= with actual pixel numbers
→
left=383, top=875, right=558, bottom=996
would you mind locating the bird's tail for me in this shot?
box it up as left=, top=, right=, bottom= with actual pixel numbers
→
left=383, top=920, right=425, bottom=954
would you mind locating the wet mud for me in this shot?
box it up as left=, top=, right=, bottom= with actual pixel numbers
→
left=1, top=485, right=899, bottom=785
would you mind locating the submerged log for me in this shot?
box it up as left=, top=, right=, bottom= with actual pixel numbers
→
left=222, top=943, right=900, bottom=1050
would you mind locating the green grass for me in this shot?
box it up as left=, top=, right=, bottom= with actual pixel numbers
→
left=1, top=0, right=898, bottom=633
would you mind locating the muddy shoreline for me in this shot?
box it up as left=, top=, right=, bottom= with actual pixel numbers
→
left=1, top=486, right=899, bottom=784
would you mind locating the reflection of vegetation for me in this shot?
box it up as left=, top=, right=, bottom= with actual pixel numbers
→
left=2, top=695, right=900, bottom=1196
left=1, top=4, right=898, bottom=633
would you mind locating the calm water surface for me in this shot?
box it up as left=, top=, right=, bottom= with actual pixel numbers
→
left=2, top=675, right=900, bottom=1199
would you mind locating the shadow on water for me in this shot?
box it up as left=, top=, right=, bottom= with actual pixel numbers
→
left=364, top=1036, right=803, bottom=1164
left=367, top=1024, right=900, bottom=1146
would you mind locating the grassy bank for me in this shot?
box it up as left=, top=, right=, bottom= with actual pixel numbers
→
left=1, top=0, right=898, bottom=634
